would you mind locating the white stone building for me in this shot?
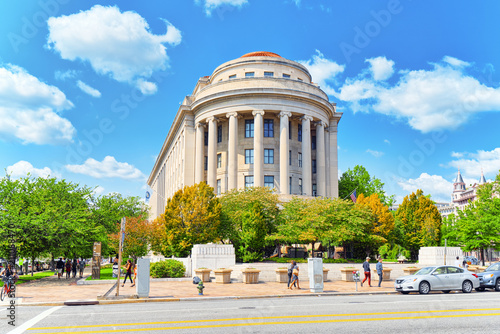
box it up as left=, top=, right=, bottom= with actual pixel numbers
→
left=147, top=51, right=342, bottom=218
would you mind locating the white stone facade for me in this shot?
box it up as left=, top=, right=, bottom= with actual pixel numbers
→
left=147, top=51, right=342, bottom=218
left=418, top=246, right=463, bottom=266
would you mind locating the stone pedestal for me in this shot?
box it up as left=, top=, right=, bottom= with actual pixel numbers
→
left=242, top=268, right=260, bottom=284
left=194, top=268, right=211, bottom=282
left=340, top=268, right=357, bottom=282
left=373, top=268, right=392, bottom=281
left=275, top=268, right=288, bottom=283
left=323, top=268, right=329, bottom=282
left=213, top=269, right=232, bottom=284
left=403, top=267, right=420, bottom=276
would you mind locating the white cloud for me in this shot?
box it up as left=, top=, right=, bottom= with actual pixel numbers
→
left=197, top=0, right=248, bottom=16
left=336, top=56, right=500, bottom=132
left=47, top=5, right=181, bottom=94
left=65, top=156, right=146, bottom=180
left=136, top=79, right=158, bottom=95
left=398, top=173, right=453, bottom=202
left=298, top=50, right=345, bottom=95
left=366, top=149, right=384, bottom=158
left=384, top=139, right=391, bottom=145
left=76, top=80, right=101, bottom=98
left=448, top=148, right=500, bottom=178
left=93, top=185, right=105, bottom=196
left=55, top=69, right=78, bottom=81
left=366, top=56, right=394, bottom=81
left=6, top=161, right=55, bottom=178
left=451, top=151, right=464, bottom=158
left=0, top=64, right=75, bottom=145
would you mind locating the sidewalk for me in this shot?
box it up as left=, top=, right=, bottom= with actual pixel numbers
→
left=3, top=272, right=396, bottom=307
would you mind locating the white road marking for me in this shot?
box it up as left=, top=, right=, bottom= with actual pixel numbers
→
left=6, top=306, right=63, bottom=334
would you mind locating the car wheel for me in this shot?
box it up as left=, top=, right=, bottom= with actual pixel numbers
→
left=495, top=278, right=500, bottom=292
left=475, top=287, right=485, bottom=292
left=442, top=290, right=451, bottom=293
left=462, top=280, right=473, bottom=293
left=400, top=291, right=410, bottom=295
left=419, top=281, right=430, bottom=294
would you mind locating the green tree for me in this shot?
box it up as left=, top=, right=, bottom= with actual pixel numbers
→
left=158, top=182, right=221, bottom=257
left=339, top=165, right=394, bottom=206
left=395, top=189, right=442, bottom=260
left=220, top=187, right=280, bottom=262
left=110, top=216, right=150, bottom=264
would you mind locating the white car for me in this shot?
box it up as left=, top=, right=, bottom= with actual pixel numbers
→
left=394, top=265, right=479, bottom=294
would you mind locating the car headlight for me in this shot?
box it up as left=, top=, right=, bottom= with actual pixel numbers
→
left=404, top=278, right=418, bottom=283
left=483, top=273, right=494, bottom=279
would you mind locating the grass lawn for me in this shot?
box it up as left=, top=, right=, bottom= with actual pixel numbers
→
left=16, top=271, right=56, bottom=285
left=85, top=267, right=118, bottom=281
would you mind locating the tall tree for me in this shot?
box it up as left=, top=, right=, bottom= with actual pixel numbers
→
left=339, top=165, right=394, bottom=206
left=109, top=216, right=150, bottom=263
left=395, top=189, right=442, bottom=260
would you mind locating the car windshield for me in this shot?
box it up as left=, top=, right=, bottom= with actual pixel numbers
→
left=485, top=263, right=500, bottom=272
left=414, top=267, right=434, bottom=275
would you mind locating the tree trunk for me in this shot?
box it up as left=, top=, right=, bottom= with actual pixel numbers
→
left=481, top=247, right=485, bottom=266
left=31, top=256, right=35, bottom=276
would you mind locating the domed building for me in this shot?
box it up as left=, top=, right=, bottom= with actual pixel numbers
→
left=147, top=52, right=342, bottom=218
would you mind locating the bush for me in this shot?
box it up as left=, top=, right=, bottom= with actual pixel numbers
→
left=150, top=260, right=185, bottom=278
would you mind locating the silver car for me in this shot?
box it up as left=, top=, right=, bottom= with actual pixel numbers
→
left=394, top=265, right=479, bottom=294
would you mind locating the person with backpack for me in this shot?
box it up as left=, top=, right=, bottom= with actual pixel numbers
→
left=289, top=262, right=300, bottom=290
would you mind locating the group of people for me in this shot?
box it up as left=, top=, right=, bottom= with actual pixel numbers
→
left=361, top=257, right=384, bottom=288
left=287, top=260, right=300, bottom=290
left=454, top=256, right=470, bottom=270
left=56, top=258, right=86, bottom=279
left=118, top=259, right=137, bottom=288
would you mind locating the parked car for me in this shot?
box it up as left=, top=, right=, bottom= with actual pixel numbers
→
left=394, top=265, right=479, bottom=294
left=476, top=262, right=500, bottom=291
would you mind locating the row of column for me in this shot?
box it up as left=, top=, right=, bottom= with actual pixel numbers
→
left=194, top=111, right=329, bottom=197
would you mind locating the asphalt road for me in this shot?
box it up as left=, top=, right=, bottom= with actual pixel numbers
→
left=4, top=292, right=500, bottom=334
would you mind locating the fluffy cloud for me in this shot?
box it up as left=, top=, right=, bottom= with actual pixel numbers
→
left=298, top=50, right=345, bottom=95
left=197, top=0, right=248, bottom=16
left=366, top=149, right=384, bottom=158
left=92, top=186, right=105, bottom=196
left=448, top=148, right=500, bottom=179
left=55, top=69, right=79, bottom=81
left=0, top=64, right=75, bottom=145
left=47, top=5, right=181, bottom=94
left=334, top=56, right=500, bottom=132
left=6, top=161, right=55, bottom=178
left=76, top=80, right=101, bottom=98
left=397, top=173, right=453, bottom=202
left=366, top=56, right=394, bottom=81
left=65, top=156, right=145, bottom=180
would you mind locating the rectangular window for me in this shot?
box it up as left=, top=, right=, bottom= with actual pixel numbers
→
left=245, top=149, right=254, bottom=164
left=264, top=149, right=274, bottom=164
left=312, top=135, right=316, bottom=150
left=264, top=175, right=274, bottom=189
left=264, top=119, right=274, bottom=137
left=217, top=179, right=221, bottom=196
left=312, top=159, right=316, bottom=174
left=204, top=156, right=208, bottom=171
left=289, top=121, right=292, bottom=140
left=289, top=177, right=292, bottom=195
left=217, top=125, right=222, bottom=143
left=299, top=178, right=302, bottom=195
left=264, top=71, right=274, bottom=77
left=229, top=74, right=236, bottom=79
left=283, top=73, right=290, bottom=78
left=245, top=72, right=254, bottom=77
left=204, top=131, right=208, bottom=145
left=245, top=176, right=254, bottom=188
left=289, top=150, right=292, bottom=166
left=245, top=119, right=254, bottom=138
left=217, top=153, right=222, bottom=168
left=298, top=124, right=302, bottom=142
left=298, top=152, right=302, bottom=167
left=312, top=184, right=317, bottom=197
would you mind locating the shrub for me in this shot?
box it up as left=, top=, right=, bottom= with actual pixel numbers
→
left=150, top=260, right=185, bottom=278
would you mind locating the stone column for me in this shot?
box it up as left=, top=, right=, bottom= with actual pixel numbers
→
left=207, top=117, right=217, bottom=189
left=253, top=110, right=265, bottom=187
left=329, top=120, right=339, bottom=197
left=194, top=122, right=205, bottom=184
left=325, top=128, right=331, bottom=198
left=301, top=115, right=313, bottom=195
left=316, top=121, right=326, bottom=197
left=279, top=111, right=291, bottom=194
left=226, top=112, right=238, bottom=190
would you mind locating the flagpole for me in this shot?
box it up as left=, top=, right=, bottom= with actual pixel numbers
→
left=343, top=187, right=357, bottom=200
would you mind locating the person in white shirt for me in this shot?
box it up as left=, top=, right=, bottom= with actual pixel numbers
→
left=454, top=256, right=461, bottom=267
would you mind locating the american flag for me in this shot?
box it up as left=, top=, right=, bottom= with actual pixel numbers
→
left=350, top=189, right=357, bottom=203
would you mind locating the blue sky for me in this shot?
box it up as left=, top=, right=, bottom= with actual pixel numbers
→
left=1, top=0, right=499, bottom=204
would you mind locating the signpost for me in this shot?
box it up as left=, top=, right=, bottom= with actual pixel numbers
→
left=92, top=242, right=101, bottom=279
left=116, top=217, right=126, bottom=296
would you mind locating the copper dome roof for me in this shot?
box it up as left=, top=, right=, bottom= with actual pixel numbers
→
left=241, top=51, right=282, bottom=58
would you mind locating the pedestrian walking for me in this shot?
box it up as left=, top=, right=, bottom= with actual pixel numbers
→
left=455, top=256, right=461, bottom=267
left=287, top=260, right=297, bottom=288
left=122, top=259, right=133, bottom=287
left=376, top=258, right=383, bottom=287
left=56, top=258, right=64, bottom=279
left=72, top=258, right=77, bottom=278
left=79, top=259, right=85, bottom=278
left=361, top=257, right=371, bottom=287
left=131, top=263, right=137, bottom=287
left=288, top=262, right=300, bottom=290
left=65, top=259, right=71, bottom=279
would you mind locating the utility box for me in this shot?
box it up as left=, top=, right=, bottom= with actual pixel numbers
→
left=136, top=258, right=150, bottom=298
left=308, top=258, right=323, bottom=293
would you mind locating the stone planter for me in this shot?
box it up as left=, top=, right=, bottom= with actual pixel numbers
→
left=323, top=268, right=330, bottom=282
left=403, top=267, right=420, bottom=276
left=477, top=266, right=488, bottom=273
left=275, top=268, right=288, bottom=283
left=241, top=268, right=261, bottom=284
left=194, top=268, right=211, bottom=282
left=373, top=268, right=392, bottom=280
left=340, top=268, right=357, bottom=282
left=213, top=268, right=232, bottom=284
